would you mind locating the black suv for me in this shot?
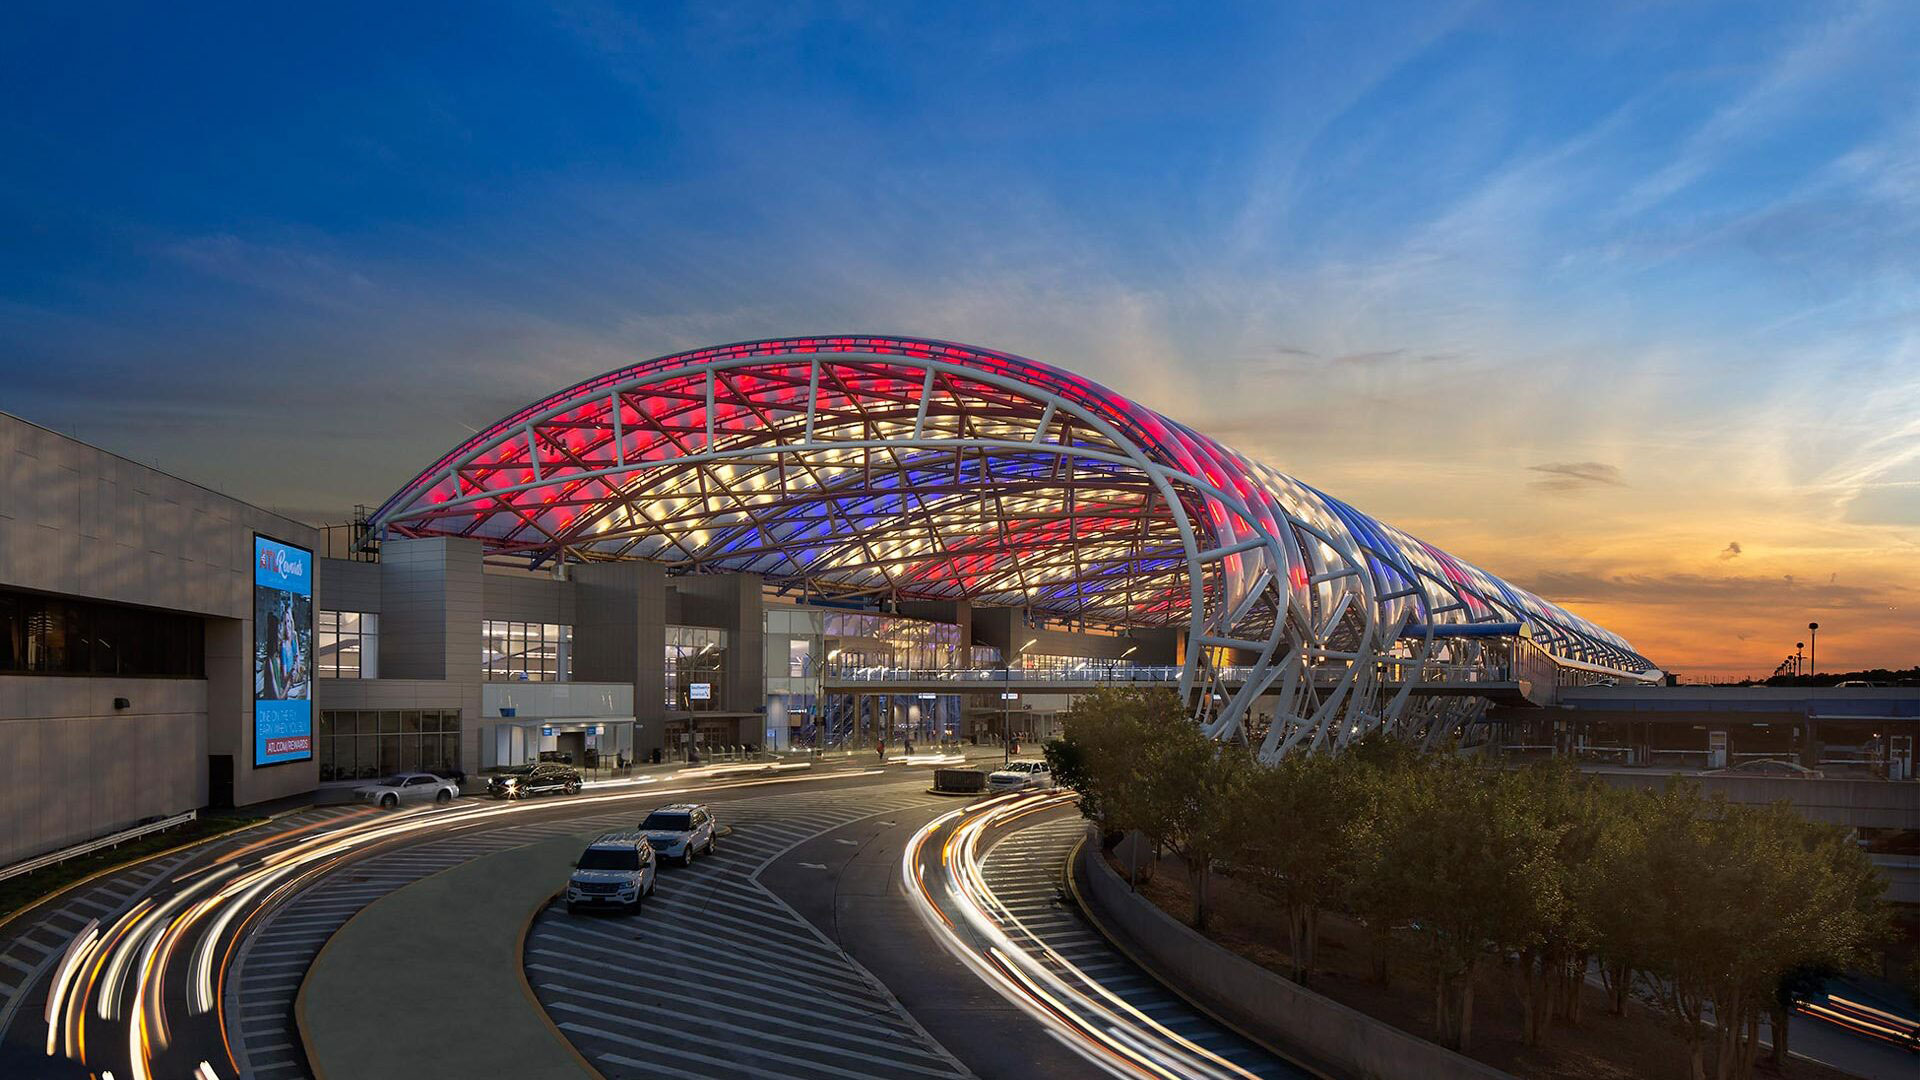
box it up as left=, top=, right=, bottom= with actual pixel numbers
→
left=486, top=763, right=582, bottom=800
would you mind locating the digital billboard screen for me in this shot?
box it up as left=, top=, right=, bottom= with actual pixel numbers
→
left=253, top=535, right=313, bottom=766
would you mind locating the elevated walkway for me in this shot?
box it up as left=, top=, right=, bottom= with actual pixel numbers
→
left=824, top=663, right=1561, bottom=706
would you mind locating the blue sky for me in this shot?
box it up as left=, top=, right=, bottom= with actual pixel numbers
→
left=3, top=2, right=1917, bottom=675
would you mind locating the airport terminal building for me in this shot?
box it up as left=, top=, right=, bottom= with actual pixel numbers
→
left=4, top=335, right=1914, bottom=868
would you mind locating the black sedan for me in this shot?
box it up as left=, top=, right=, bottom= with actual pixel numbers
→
left=486, top=763, right=583, bottom=799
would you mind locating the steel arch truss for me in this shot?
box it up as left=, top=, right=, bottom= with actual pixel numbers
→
left=372, top=336, right=1656, bottom=758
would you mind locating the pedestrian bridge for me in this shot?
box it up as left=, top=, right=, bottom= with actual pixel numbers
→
left=824, top=634, right=1617, bottom=708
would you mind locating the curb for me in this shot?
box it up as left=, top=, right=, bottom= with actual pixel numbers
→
left=517, top=889, right=605, bottom=1079
left=1063, top=833, right=1336, bottom=1080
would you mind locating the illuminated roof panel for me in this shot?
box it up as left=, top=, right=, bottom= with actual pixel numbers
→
left=373, top=335, right=1654, bottom=674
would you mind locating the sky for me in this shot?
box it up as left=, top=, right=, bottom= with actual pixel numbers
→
left=3, top=1, right=1917, bottom=681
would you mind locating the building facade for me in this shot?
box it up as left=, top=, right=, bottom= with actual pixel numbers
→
left=0, top=412, right=320, bottom=867
left=1, top=334, right=1683, bottom=867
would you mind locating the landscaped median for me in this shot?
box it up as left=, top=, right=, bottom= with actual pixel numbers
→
left=1073, top=825, right=1511, bottom=1080
left=297, top=832, right=601, bottom=1080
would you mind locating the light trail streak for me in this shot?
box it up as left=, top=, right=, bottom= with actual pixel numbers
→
left=40, top=761, right=894, bottom=1077
left=1796, top=994, right=1919, bottom=1050
left=901, top=792, right=1269, bottom=1080
left=42, top=919, right=98, bottom=1056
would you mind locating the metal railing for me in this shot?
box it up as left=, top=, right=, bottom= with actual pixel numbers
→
left=820, top=640, right=1650, bottom=696
left=0, top=810, right=199, bottom=884
left=827, top=661, right=1515, bottom=688
left=825, top=665, right=1227, bottom=684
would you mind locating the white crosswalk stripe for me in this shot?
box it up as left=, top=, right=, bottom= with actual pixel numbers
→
left=225, top=801, right=651, bottom=1078
left=527, top=789, right=973, bottom=1080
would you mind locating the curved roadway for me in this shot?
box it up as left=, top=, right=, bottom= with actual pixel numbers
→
left=4, top=767, right=1315, bottom=1080
left=902, top=792, right=1308, bottom=1080
left=0, top=761, right=882, bottom=1080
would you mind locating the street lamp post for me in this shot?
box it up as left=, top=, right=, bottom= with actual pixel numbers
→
left=1110, top=644, right=1139, bottom=686
left=1004, top=636, right=1037, bottom=766
left=1808, top=622, right=1820, bottom=679
left=1796, top=641, right=1805, bottom=679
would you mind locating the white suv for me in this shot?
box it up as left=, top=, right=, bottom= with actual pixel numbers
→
left=987, top=760, right=1054, bottom=792
left=566, top=832, right=657, bottom=914
left=639, top=804, right=717, bottom=867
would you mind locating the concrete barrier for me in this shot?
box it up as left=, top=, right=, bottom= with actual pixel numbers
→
left=1583, top=769, right=1920, bottom=831
left=1075, top=829, right=1512, bottom=1080
left=933, top=768, right=986, bottom=793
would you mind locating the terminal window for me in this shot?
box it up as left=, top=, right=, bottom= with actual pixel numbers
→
left=665, top=625, right=727, bottom=709
left=316, top=708, right=462, bottom=781
left=315, top=611, right=378, bottom=679
left=482, top=620, right=572, bottom=681
left=0, top=588, right=205, bottom=678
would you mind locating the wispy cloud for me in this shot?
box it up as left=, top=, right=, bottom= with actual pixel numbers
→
left=1528, top=462, right=1625, bottom=493
left=1614, top=4, right=1887, bottom=219
left=1519, top=569, right=1892, bottom=610
left=2, top=3, right=1918, bottom=679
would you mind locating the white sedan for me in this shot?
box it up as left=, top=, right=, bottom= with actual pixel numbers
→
left=354, top=772, right=460, bottom=808
left=986, top=761, right=1054, bottom=792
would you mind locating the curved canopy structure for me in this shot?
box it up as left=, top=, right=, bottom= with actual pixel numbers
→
left=372, top=335, right=1656, bottom=755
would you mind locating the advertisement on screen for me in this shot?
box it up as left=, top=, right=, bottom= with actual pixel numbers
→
left=253, top=535, right=313, bottom=766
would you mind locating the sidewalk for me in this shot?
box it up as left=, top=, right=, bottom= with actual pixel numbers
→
left=298, top=832, right=599, bottom=1080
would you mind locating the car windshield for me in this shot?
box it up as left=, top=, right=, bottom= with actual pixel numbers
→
left=642, top=812, right=692, bottom=831
left=578, top=848, right=640, bottom=871
left=494, top=766, right=534, bottom=777
left=383, top=775, right=411, bottom=786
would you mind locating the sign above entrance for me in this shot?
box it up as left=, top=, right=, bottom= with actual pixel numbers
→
left=542, top=725, right=555, bottom=736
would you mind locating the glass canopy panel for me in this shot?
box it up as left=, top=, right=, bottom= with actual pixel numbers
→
left=371, top=336, right=1655, bottom=672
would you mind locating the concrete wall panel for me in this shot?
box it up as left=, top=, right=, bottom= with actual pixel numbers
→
left=0, top=413, right=318, bottom=862
left=0, top=675, right=210, bottom=867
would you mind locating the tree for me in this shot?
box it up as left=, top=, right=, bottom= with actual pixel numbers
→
left=1141, top=713, right=1253, bottom=929
left=1232, top=750, right=1363, bottom=986
left=1724, top=805, right=1888, bottom=1080
left=1056, top=687, right=1191, bottom=889
left=1769, top=963, right=1836, bottom=1073
left=1341, top=737, right=1427, bottom=988
left=1583, top=784, right=1656, bottom=1018
left=1635, top=783, right=1891, bottom=1080
left=1042, top=734, right=1095, bottom=817
left=1376, top=759, right=1563, bottom=1053
left=1502, top=760, right=1609, bottom=1046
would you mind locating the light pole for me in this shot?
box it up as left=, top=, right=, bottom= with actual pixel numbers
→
left=1110, top=644, right=1139, bottom=686
left=1796, top=641, right=1805, bottom=679
left=1808, top=622, right=1820, bottom=679
left=1004, top=636, right=1036, bottom=765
